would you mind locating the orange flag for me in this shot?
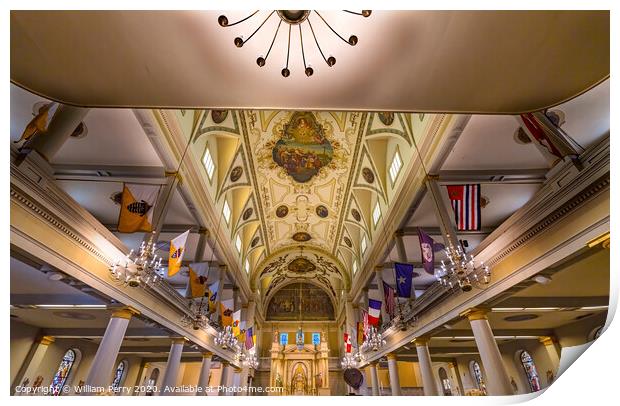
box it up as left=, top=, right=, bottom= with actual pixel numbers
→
left=15, top=102, right=59, bottom=144
left=117, top=184, right=159, bottom=233
left=168, top=230, right=190, bottom=277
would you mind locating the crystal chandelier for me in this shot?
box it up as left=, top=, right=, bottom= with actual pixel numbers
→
left=361, top=326, right=386, bottom=352
left=215, top=325, right=240, bottom=352
left=180, top=299, right=211, bottom=330
left=237, top=350, right=259, bottom=369
left=436, top=242, right=491, bottom=292
left=110, top=233, right=163, bottom=288
left=341, top=351, right=363, bottom=369
left=218, top=10, right=371, bottom=77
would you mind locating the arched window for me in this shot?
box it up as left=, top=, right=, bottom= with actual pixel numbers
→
left=438, top=367, right=452, bottom=396
left=145, top=368, right=159, bottom=396
left=50, top=349, right=76, bottom=396
left=469, top=361, right=486, bottom=394
left=519, top=351, right=541, bottom=392
left=111, top=360, right=128, bottom=393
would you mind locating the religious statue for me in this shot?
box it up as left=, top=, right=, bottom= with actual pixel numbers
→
left=275, top=373, right=283, bottom=388
left=273, top=329, right=280, bottom=343
left=292, top=364, right=307, bottom=394
left=296, top=326, right=304, bottom=351
left=316, top=372, right=323, bottom=388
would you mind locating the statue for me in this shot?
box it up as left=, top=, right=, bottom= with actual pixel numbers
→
left=275, top=373, right=283, bottom=388
left=273, top=329, right=280, bottom=343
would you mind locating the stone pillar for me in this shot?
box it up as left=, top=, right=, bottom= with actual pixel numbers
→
left=219, top=361, right=233, bottom=396
left=374, top=266, right=389, bottom=324
left=24, top=104, right=90, bottom=162
left=159, top=337, right=186, bottom=395
left=232, top=367, right=242, bottom=396
left=462, top=309, right=513, bottom=395
left=84, top=306, right=139, bottom=392
left=196, top=352, right=213, bottom=396
left=414, top=337, right=439, bottom=396
left=369, top=361, right=380, bottom=396
left=238, top=367, right=250, bottom=395
left=386, top=353, right=401, bottom=396
left=12, top=335, right=55, bottom=394
left=539, top=336, right=561, bottom=374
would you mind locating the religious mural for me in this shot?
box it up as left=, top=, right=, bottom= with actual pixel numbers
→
left=272, top=112, right=334, bottom=183
left=266, top=283, right=335, bottom=320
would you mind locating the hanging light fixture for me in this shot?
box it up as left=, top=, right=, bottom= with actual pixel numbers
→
left=341, top=351, right=364, bottom=369
left=435, top=243, right=491, bottom=292
left=180, top=299, right=211, bottom=330
left=218, top=10, right=372, bottom=77
left=215, top=325, right=240, bottom=352
left=110, top=232, right=163, bottom=288
left=237, top=349, right=259, bottom=369
left=361, top=326, right=386, bottom=352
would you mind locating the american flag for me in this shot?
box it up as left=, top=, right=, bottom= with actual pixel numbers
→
left=361, top=308, right=369, bottom=334
left=383, top=281, right=396, bottom=319
left=447, top=184, right=481, bottom=231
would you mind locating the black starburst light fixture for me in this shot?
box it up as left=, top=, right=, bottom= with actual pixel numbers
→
left=218, top=10, right=372, bottom=77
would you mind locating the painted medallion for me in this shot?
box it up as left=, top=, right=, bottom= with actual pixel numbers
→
left=275, top=205, right=289, bottom=218
left=272, top=112, right=334, bottom=183
left=351, top=208, right=361, bottom=222
left=287, top=257, right=316, bottom=273
left=343, top=236, right=352, bottom=247
left=378, top=112, right=395, bottom=126
left=292, top=232, right=312, bottom=242
left=250, top=236, right=260, bottom=248
left=316, top=205, right=329, bottom=218
left=242, top=207, right=253, bottom=221
left=362, top=167, right=375, bottom=184
left=212, top=110, right=228, bottom=124
left=230, top=166, right=243, bottom=182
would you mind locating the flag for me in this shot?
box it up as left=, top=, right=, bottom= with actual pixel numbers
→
left=232, top=309, right=242, bottom=337
left=220, top=299, right=234, bottom=327
left=520, top=113, right=564, bottom=158
left=237, top=321, right=247, bottom=346
left=383, top=282, right=396, bottom=319
left=117, top=184, right=159, bottom=233
left=206, top=280, right=219, bottom=314
left=361, top=309, right=369, bottom=335
left=15, top=102, right=59, bottom=144
left=245, top=327, right=255, bottom=350
left=395, top=262, right=414, bottom=298
left=368, top=299, right=381, bottom=326
left=447, top=184, right=481, bottom=231
left=418, top=228, right=436, bottom=275
left=344, top=333, right=352, bottom=353
left=168, top=230, right=190, bottom=277
left=356, top=322, right=365, bottom=345
left=187, top=262, right=209, bottom=298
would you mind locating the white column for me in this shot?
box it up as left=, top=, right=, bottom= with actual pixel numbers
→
left=232, top=367, right=242, bottom=396
left=84, top=307, right=139, bottom=393
left=219, top=361, right=232, bottom=396
left=12, top=335, right=55, bottom=394
left=539, top=336, right=561, bottom=375
left=159, top=338, right=186, bottom=395
left=386, top=353, right=402, bottom=396
left=414, top=337, right=439, bottom=396
left=464, top=309, right=513, bottom=395
left=369, top=361, right=380, bottom=396
left=196, top=352, right=213, bottom=396
left=238, top=367, right=249, bottom=395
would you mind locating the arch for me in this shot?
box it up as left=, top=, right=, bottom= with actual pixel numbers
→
left=438, top=367, right=452, bottom=396
left=111, top=359, right=129, bottom=393
left=145, top=368, right=160, bottom=396
left=468, top=360, right=486, bottom=395
left=50, top=348, right=81, bottom=396
left=518, top=350, right=541, bottom=392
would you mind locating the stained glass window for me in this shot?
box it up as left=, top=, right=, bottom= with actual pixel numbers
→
left=111, top=360, right=127, bottom=393
left=470, top=361, right=486, bottom=395
left=50, top=349, right=76, bottom=396
left=520, top=351, right=541, bottom=392
left=312, top=333, right=321, bottom=345
left=438, top=367, right=452, bottom=396
left=280, top=333, right=288, bottom=345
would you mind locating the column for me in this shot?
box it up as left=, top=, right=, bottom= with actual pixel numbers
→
left=219, top=361, right=233, bottom=396
left=369, top=361, right=380, bottom=396
left=462, top=308, right=513, bottom=395
left=386, top=353, right=402, bottom=396
left=232, top=367, right=242, bottom=396
left=374, top=266, right=389, bottom=324
left=159, top=337, right=186, bottom=395
left=12, top=335, right=55, bottom=394
left=84, top=306, right=139, bottom=392
left=414, top=337, right=439, bottom=396
left=238, top=366, right=249, bottom=396
left=23, top=104, right=90, bottom=162
left=196, top=352, right=213, bottom=396
left=539, top=336, right=561, bottom=374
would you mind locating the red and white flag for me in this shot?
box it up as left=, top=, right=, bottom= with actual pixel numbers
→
left=361, top=309, right=369, bottom=334
left=447, top=185, right=481, bottom=231
left=344, top=333, right=352, bottom=353
left=383, top=282, right=396, bottom=319
left=368, top=299, right=382, bottom=326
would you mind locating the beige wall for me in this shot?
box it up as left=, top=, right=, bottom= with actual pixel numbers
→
left=10, top=319, right=40, bottom=385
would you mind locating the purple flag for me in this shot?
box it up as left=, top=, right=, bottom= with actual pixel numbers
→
left=418, top=228, right=436, bottom=275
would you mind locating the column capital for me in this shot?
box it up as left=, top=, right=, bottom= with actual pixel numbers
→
left=221, top=360, right=230, bottom=367
left=233, top=366, right=243, bottom=373
left=369, top=360, right=380, bottom=366
left=37, top=335, right=55, bottom=345
left=460, top=307, right=489, bottom=321
left=413, top=336, right=430, bottom=346
left=539, top=336, right=557, bottom=346
left=202, top=351, right=214, bottom=358
left=171, top=337, right=188, bottom=345
left=164, top=170, right=183, bottom=183
left=387, top=353, right=398, bottom=361
left=374, top=265, right=384, bottom=273
left=394, top=230, right=405, bottom=238
left=109, top=305, right=141, bottom=320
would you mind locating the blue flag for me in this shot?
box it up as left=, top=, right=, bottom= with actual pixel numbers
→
left=394, top=262, right=414, bottom=298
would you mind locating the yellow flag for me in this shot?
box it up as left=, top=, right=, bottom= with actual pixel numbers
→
left=15, top=102, right=59, bottom=144
left=187, top=263, right=208, bottom=298
left=207, top=281, right=219, bottom=314
left=232, top=309, right=241, bottom=337
left=168, top=230, right=190, bottom=277
left=221, top=299, right=234, bottom=327
left=117, top=184, right=159, bottom=233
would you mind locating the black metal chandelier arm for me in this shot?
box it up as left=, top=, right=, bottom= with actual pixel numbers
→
left=218, top=10, right=260, bottom=27
left=306, top=17, right=334, bottom=67
left=235, top=10, right=276, bottom=48
left=343, top=10, right=372, bottom=17
left=314, top=11, right=358, bottom=46
left=257, top=19, right=283, bottom=67
left=281, top=24, right=292, bottom=77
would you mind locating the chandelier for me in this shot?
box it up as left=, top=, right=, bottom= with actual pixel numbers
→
left=218, top=10, right=371, bottom=77
left=436, top=242, right=491, bottom=292
left=361, top=326, right=386, bottom=352
left=237, top=350, right=259, bottom=369
left=110, top=233, right=163, bottom=288
left=341, top=351, right=363, bottom=369
left=180, top=299, right=211, bottom=330
left=215, top=325, right=240, bottom=352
